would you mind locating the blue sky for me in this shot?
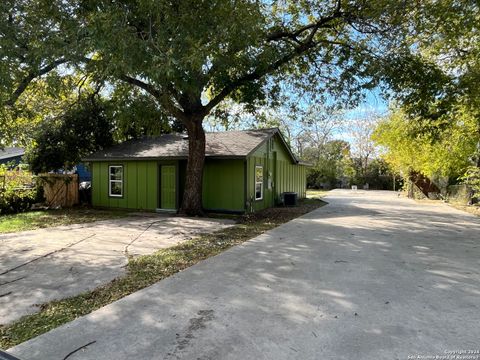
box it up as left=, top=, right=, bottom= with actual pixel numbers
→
left=343, top=90, right=389, bottom=120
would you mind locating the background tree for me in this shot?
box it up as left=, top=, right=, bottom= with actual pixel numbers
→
left=304, top=139, right=351, bottom=189
left=372, top=107, right=479, bottom=188
left=26, top=94, right=114, bottom=173
left=108, top=85, right=185, bottom=141
left=347, top=112, right=380, bottom=185
left=379, top=0, right=480, bottom=186
left=18, top=76, right=182, bottom=172
left=1, top=0, right=464, bottom=214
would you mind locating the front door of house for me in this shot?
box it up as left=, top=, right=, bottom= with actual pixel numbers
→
left=160, top=165, right=176, bottom=209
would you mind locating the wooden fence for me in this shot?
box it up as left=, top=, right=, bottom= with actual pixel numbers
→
left=39, top=173, right=79, bottom=208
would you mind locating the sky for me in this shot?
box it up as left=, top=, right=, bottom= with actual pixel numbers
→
left=343, top=90, right=389, bottom=120
left=204, top=86, right=390, bottom=138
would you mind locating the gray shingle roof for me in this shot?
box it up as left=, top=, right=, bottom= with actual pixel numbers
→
left=84, top=128, right=284, bottom=161
left=0, top=147, right=25, bottom=161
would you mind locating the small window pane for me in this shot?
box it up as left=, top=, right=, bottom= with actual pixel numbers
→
left=255, top=183, right=262, bottom=200
left=109, top=166, right=123, bottom=197
left=255, top=165, right=263, bottom=200
left=110, top=167, right=123, bottom=180
left=110, top=182, right=122, bottom=195
left=255, top=167, right=263, bottom=183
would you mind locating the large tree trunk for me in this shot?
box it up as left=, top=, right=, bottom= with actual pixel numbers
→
left=179, top=117, right=206, bottom=216
left=476, top=128, right=480, bottom=167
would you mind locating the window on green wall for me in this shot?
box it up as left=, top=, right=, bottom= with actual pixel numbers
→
left=255, top=165, right=263, bottom=200
left=109, top=165, right=123, bottom=197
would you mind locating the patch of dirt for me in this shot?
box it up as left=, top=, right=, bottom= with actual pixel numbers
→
left=406, top=193, right=480, bottom=218
left=448, top=203, right=480, bottom=217
left=167, top=310, right=215, bottom=358
left=241, top=199, right=327, bottom=224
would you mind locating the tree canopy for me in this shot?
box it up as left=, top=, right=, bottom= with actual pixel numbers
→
left=1, top=0, right=473, bottom=214
left=372, top=0, right=480, bottom=192
left=372, top=106, right=479, bottom=182
left=26, top=94, right=114, bottom=173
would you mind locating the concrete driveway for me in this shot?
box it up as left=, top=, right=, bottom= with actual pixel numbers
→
left=0, top=214, right=233, bottom=325
left=8, top=190, right=480, bottom=359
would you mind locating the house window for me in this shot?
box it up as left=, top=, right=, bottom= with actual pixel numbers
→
left=109, top=165, right=123, bottom=197
left=255, top=165, right=263, bottom=200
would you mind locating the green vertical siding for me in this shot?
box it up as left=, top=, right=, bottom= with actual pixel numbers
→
left=127, top=165, right=137, bottom=209
left=91, top=161, right=158, bottom=210
left=136, top=162, right=147, bottom=209
left=91, top=162, right=101, bottom=206
left=92, top=158, right=246, bottom=212
left=202, top=159, right=245, bottom=212
left=146, top=162, right=158, bottom=210
left=246, top=134, right=307, bottom=212
left=91, top=132, right=305, bottom=213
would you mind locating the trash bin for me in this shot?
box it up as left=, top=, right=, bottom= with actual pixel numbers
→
left=283, top=192, right=298, bottom=207
left=79, top=181, right=92, bottom=204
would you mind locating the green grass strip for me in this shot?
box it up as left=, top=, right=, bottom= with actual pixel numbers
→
left=0, top=209, right=129, bottom=234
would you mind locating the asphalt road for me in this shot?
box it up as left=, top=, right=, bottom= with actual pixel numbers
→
left=8, top=190, right=480, bottom=359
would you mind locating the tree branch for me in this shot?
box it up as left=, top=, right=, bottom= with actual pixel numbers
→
left=204, top=37, right=350, bottom=115
left=204, top=47, right=304, bottom=114
left=204, top=5, right=349, bottom=114
left=118, top=74, right=161, bottom=98
left=118, top=74, right=186, bottom=121
left=5, top=58, right=68, bottom=106
left=267, top=18, right=335, bottom=43
left=266, top=1, right=343, bottom=43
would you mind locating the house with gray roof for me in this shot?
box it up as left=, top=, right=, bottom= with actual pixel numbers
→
left=0, top=147, right=25, bottom=167
left=84, top=128, right=307, bottom=213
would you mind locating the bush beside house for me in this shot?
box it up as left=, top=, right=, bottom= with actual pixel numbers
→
left=0, top=166, right=42, bottom=214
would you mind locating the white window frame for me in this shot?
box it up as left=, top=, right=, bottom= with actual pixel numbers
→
left=255, top=165, right=263, bottom=201
left=109, top=165, right=123, bottom=197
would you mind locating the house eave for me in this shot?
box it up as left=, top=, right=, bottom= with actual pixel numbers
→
left=83, top=155, right=247, bottom=162
left=298, top=161, right=313, bottom=167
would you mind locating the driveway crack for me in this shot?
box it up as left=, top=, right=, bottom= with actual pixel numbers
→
left=0, top=234, right=96, bottom=276
left=123, top=220, right=166, bottom=257
left=63, top=340, right=96, bottom=360
left=0, top=276, right=26, bottom=287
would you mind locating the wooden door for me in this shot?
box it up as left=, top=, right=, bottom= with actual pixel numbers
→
left=160, top=165, right=176, bottom=209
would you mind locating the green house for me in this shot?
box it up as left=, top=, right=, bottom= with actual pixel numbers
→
left=84, top=128, right=307, bottom=213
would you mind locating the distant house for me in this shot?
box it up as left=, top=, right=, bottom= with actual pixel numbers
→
left=84, top=128, right=307, bottom=213
left=0, top=147, right=25, bottom=167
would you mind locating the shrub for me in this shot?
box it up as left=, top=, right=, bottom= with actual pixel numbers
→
left=0, top=188, right=37, bottom=214
left=460, top=166, right=480, bottom=203
left=0, top=166, right=40, bottom=214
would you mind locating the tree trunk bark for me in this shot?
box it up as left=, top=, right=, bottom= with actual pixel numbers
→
left=179, top=117, right=206, bottom=216
left=407, top=170, right=415, bottom=199
left=476, top=130, right=480, bottom=167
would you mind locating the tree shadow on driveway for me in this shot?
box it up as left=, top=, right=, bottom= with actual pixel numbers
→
left=8, top=190, right=480, bottom=360
left=0, top=215, right=233, bottom=325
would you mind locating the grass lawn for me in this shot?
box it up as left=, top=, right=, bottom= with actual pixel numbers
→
left=306, top=189, right=330, bottom=198
left=0, top=198, right=326, bottom=349
left=0, top=208, right=130, bottom=234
